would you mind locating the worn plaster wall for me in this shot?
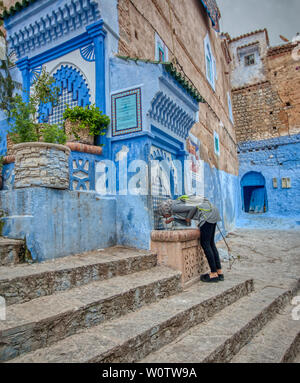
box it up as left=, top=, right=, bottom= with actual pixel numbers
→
left=0, top=188, right=117, bottom=261
left=231, top=42, right=300, bottom=143
left=118, top=0, right=238, bottom=176
left=229, top=30, right=269, bottom=88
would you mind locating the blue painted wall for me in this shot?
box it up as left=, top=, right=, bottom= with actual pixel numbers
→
left=237, top=134, right=300, bottom=229
left=0, top=56, right=239, bottom=258
left=204, top=163, right=239, bottom=236
left=0, top=188, right=116, bottom=262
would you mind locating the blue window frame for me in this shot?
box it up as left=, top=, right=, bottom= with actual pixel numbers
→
left=204, top=34, right=216, bottom=91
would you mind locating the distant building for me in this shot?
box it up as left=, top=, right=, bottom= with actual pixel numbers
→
left=228, top=30, right=300, bottom=223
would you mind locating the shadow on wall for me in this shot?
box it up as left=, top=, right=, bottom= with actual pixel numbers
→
left=241, top=171, right=268, bottom=214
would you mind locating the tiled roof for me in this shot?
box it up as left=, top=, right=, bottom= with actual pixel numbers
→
left=267, top=42, right=298, bottom=57
left=229, top=29, right=270, bottom=47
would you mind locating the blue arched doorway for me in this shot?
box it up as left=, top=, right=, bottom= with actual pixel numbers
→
left=241, top=172, right=268, bottom=213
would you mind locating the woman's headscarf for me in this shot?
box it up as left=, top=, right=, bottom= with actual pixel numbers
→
left=157, top=199, right=173, bottom=217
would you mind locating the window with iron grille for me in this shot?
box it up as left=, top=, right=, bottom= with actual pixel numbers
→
left=48, top=88, right=78, bottom=127
left=245, top=54, right=255, bottom=66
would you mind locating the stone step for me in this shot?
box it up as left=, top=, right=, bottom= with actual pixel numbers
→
left=141, top=286, right=294, bottom=363
left=8, top=278, right=254, bottom=363
left=0, top=237, right=25, bottom=266
left=0, top=266, right=181, bottom=362
left=0, top=247, right=157, bottom=305
left=230, top=301, right=300, bottom=363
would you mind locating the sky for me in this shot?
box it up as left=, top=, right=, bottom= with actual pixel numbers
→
left=217, top=0, right=300, bottom=46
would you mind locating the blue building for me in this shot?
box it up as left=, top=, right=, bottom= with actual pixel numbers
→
left=229, top=30, right=300, bottom=229
left=0, top=0, right=239, bottom=261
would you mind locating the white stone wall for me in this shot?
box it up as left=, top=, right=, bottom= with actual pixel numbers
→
left=229, top=31, right=269, bottom=88
left=14, top=143, right=70, bottom=189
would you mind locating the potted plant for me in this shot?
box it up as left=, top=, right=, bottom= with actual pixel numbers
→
left=63, top=104, right=110, bottom=146
left=7, top=69, right=70, bottom=190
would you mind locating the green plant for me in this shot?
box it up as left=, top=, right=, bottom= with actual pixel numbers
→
left=40, top=123, right=66, bottom=145
left=8, top=95, right=39, bottom=143
left=31, top=67, right=60, bottom=108
left=7, top=70, right=66, bottom=145
left=63, top=104, right=110, bottom=144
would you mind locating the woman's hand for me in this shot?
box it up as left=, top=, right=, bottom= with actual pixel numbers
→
left=165, top=217, right=174, bottom=224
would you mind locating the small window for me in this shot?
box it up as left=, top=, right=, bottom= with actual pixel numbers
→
left=204, top=35, right=216, bottom=90
left=155, top=33, right=168, bottom=62
left=245, top=54, right=255, bottom=66
left=214, top=131, right=220, bottom=156
left=158, top=47, right=165, bottom=62
left=281, top=178, right=291, bottom=189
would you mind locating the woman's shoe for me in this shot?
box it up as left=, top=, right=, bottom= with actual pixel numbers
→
left=200, top=274, right=219, bottom=283
left=218, top=274, right=224, bottom=281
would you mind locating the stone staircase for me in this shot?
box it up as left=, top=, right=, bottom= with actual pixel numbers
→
left=0, top=246, right=299, bottom=363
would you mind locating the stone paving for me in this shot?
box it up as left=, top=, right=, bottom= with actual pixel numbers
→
left=216, top=229, right=300, bottom=292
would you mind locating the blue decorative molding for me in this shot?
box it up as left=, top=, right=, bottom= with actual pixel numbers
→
left=5, top=0, right=101, bottom=59
left=69, top=152, right=96, bottom=191
left=150, top=147, right=172, bottom=162
left=17, top=56, right=30, bottom=102
left=39, top=65, right=90, bottom=122
left=29, top=32, right=92, bottom=68
left=86, top=21, right=107, bottom=111
left=150, top=125, right=185, bottom=155
left=80, top=43, right=95, bottom=62
left=30, top=65, right=42, bottom=85
left=149, top=91, right=196, bottom=140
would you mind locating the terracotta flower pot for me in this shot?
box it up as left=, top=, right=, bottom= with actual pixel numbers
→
left=64, top=119, right=94, bottom=145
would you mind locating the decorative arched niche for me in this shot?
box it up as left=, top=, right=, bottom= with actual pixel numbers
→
left=39, top=65, right=91, bottom=125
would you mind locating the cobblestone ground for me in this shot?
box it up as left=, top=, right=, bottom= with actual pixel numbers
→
left=216, top=229, right=300, bottom=363
left=217, top=229, right=300, bottom=290
left=217, top=229, right=300, bottom=287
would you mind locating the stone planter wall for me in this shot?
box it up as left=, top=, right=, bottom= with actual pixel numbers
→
left=14, top=142, right=70, bottom=189
left=151, top=229, right=210, bottom=287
